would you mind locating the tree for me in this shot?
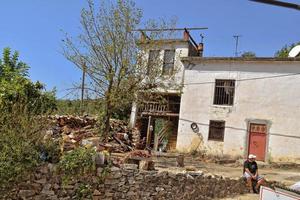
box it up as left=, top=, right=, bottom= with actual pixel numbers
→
left=0, top=48, right=57, bottom=192
left=241, top=51, right=256, bottom=58
left=0, top=47, right=56, bottom=114
left=62, top=0, right=177, bottom=139
left=275, top=42, right=300, bottom=58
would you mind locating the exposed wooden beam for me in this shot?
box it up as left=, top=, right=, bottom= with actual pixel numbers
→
left=133, top=27, right=208, bottom=32
left=141, top=112, right=179, bottom=117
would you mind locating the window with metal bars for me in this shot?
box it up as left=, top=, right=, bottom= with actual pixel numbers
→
left=208, top=120, right=225, bottom=142
left=213, top=79, right=235, bottom=106
left=162, top=49, right=175, bottom=75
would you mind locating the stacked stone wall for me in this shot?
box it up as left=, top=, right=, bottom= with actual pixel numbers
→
left=4, top=164, right=248, bottom=200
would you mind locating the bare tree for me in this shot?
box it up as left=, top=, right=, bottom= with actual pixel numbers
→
left=62, top=0, right=178, bottom=139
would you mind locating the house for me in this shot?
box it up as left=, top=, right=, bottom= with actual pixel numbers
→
left=130, top=30, right=300, bottom=163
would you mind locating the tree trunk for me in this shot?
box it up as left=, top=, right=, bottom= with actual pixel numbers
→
left=103, top=77, right=114, bottom=141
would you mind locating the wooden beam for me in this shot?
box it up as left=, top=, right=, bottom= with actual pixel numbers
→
left=146, top=116, right=152, bottom=148
left=141, top=112, right=179, bottom=117
left=133, top=27, right=208, bottom=32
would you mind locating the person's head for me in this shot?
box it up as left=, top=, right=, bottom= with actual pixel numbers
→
left=248, top=154, right=256, bottom=162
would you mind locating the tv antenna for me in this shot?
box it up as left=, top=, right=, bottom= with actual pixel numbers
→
left=233, top=35, right=242, bottom=57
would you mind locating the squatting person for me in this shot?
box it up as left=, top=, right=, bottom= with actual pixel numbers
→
left=243, top=154, right=265, bottom=193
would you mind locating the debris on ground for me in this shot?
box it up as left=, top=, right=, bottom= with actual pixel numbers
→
left=46, top=115, right=138, bottom=154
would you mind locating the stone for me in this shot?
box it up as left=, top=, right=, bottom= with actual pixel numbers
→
left=34, top=178, right=47, bottom=184
left=92, top=189, right=102, bottom=200
left=139, top=160, right=155, bottom=171
left=155, top=187, right=164, bottom=192
left=19, top=190, right=35, bottom=198
left=186, top=174, right=195, bottom=180
left=122, top=164, right=138, bottom=170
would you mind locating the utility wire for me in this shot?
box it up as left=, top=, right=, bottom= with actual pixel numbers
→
left=184, top=72, right=300, bottom=86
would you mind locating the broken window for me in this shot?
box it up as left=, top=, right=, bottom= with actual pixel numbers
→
left=147, top=50, right=160, bottom=74
left=213, top=79, right=235, bottom=106
left=162, top=50, right=175, bottom=75
left=208, top=120, right=225, bottom=142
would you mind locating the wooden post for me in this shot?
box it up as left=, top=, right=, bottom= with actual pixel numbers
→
left=146, top=116, right=152, bottom=148
left=153, top=130, right=159, bottom=151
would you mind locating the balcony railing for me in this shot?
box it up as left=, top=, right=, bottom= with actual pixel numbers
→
left=138, top=101, right=180, bottom=115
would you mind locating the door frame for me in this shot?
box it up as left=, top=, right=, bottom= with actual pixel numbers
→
left=245, top=119, right=271, bottom=162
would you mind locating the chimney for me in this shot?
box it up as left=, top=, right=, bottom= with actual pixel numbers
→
left=197, top=43, right=204, bottom=57
left=140, top=31, right=147, bottom=42
left=183, top=29, right=190, bottom=41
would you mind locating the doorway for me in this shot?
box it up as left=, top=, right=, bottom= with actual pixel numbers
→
left=248, top=123, right=267, bottom=161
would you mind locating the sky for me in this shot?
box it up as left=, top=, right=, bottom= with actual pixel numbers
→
left=0, top=0, right=299, bottom=98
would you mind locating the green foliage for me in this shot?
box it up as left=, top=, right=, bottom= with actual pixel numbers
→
left=241, top=51, right=256, bottom=58
left=58, top=147, right=96, bottom=183
left=0, top=47, right=57, bottom=114
left=41, top=139, right=61, bottom=163
left=0, top=102, right=49, bottom=191
left=55, top=99, right=103, bottom=116
left=0, top=48, right=57, bottom=192
left=75, top=183, right=92, bottom=199
left=275, top=42, right=300, bottom=58
left=63, top=0, right=177, bottom=139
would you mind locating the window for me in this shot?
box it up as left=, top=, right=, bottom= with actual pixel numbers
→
left=208, top=120, right=225, bottom=141
left=147, top=50, right=160, bottom=74
left=213, top=79, right=235, bottom=106
left=162, top=50, right=175, bottom=75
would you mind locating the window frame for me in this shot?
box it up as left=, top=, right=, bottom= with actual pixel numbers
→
left=208, top=120, right=225, bottom=142
left=213, top=79, right=236, bottom=106
left=162, top=49, right=175, bottom=75
left=147, top=49, right=161, bottom=75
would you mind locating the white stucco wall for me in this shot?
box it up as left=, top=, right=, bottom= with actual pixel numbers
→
left=129, top=41, right=190, bottom=127
left=147, top=42, right=189, bottom=92
left=177, top=60, right=300, bottom=163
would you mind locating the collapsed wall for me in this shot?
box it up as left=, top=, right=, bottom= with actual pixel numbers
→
left=5, top=164, right=249, bottom=200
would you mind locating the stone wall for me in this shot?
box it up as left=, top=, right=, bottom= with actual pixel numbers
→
left=4, top=164, right=248, bottom=200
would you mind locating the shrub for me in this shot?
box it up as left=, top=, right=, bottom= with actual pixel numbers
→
left=0, top=103, right=49, bottom=191
left=58, top=147, right=96, bottom=183
left=0, top=48, right=57, bottom=192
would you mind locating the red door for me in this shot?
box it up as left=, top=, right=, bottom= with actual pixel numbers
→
left=248, top=124, right=267, bottom=161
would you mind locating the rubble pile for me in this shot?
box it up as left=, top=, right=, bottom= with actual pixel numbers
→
left=46, top=115, right=138, bottom=153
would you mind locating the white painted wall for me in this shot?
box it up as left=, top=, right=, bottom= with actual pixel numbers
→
left=177, top=60, right=300, bottom=163
left=129, top=41, right=190, bottom=127
left=145, top=42, right=189, bottom=92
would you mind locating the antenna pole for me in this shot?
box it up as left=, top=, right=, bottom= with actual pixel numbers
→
left=200, top=34, right=204, bottom=43
left=233, top=35, right=241, bottom=57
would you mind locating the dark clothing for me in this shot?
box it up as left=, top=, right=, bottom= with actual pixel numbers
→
left=243, top=160, right=258, bottom=174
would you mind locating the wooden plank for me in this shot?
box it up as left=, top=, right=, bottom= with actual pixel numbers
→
left=146, top=116, right=152, bottom=148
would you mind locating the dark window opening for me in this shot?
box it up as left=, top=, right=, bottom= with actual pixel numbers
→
left=147, top=50, right=160, bottom=74
left=208, top=120, right=225, bottom=141
left=213, top=79, right=235, bottom=106
left=162, top=50, right=175, bottom=75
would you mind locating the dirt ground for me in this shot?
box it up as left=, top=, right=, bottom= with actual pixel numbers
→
left=151, top=154, right=300, bottom=200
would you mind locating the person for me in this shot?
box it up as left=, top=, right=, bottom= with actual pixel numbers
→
left=243, top=154, right=265, bottom=193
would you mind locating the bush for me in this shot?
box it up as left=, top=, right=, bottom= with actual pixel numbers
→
left=0, top=103, right=50, bottom=191
left=58, top=147, right=96, bottom=183
left=0, top=48, right=57, bottom=192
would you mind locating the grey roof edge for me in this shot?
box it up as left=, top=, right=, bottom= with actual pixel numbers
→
left=181, top=57, right=300, bottom=63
